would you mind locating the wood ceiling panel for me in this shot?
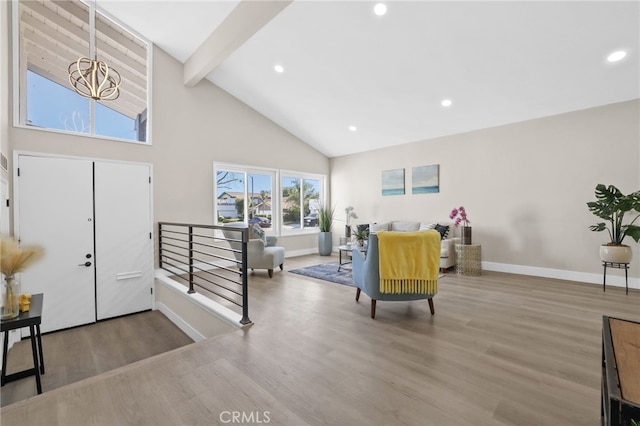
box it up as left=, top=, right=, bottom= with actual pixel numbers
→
left=19, top=0, right=149, bottom=120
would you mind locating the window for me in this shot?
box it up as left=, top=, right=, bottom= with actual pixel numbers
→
left=281, top=175, right=321, bottom=231
left=215, top=166, right=275, bottom=232
left=214, top=164, right=326, bottom=235
left=13, top=0, right=151, bottom=143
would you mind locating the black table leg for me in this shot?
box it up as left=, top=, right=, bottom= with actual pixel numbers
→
left=1, top=329, right=8, bottom=386
left=29, top=325, right=42, bottom=394
left=603, top=263, right=607, bottom=292
left=36, top=324, right=44, bottom=374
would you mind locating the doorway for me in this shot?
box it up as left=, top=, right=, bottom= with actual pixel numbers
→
left=14, top=154, right=153, bottom=333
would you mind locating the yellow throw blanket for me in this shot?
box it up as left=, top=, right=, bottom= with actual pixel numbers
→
left=378, top=230, right=440, bottom=294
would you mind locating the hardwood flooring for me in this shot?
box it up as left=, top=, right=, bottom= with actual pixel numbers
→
left=1, top=254, right=639, bottom=425
left=0, top=310, right=193, bottom=407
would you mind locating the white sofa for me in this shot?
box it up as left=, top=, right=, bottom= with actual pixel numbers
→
left=367, top=220, right=459, bottom=272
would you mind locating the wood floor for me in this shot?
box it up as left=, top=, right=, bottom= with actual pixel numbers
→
left=1, top=253, right=639, bottom=426
left=0, top=310, right=193, bottom=407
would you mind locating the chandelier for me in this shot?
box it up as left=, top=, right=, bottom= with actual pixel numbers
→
left=68, top=56, right=121, bottom=101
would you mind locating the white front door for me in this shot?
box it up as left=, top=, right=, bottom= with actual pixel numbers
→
left=94, top=162, right=153, bottom=320
left=16, top=155, right=96, bottom=333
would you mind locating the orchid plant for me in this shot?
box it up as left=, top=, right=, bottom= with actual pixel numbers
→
left=449, top=206, right=471, bottom=227
left=345, top=206, right=358, bottom=226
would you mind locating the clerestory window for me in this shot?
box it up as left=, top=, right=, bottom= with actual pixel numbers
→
left=13, top=0, right=151, bottom=143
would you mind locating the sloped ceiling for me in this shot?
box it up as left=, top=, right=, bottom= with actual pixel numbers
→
left=100, top=0, right=640, bottom=158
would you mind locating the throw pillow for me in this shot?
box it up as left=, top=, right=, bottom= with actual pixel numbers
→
left=434, top=224, right=449, bottom=239
left=249, top=222, right=266, bottom=242
left=369, top=222, right=390, bottom=233
left=419, top=222, right=436, bottom=231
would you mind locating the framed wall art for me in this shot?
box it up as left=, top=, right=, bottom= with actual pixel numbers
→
left=412, top=164, right=439, bottom=194
left=381, top=168, right=405, bottom=196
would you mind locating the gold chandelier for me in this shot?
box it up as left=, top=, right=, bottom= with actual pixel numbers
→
left=68, top=56, right=121, bottom=101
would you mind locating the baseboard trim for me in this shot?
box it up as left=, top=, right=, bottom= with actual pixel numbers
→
left=156, top=301, right=206, bottom=342
left=482, top=261, right=640, bottom=290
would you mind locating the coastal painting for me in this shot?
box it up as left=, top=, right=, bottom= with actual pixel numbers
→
left=412, top=164, right=439, bottom=194
left=381, top=168, right=405, bottom=196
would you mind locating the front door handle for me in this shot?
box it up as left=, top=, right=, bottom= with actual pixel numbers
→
left=79, top=261, right=92, bottom=267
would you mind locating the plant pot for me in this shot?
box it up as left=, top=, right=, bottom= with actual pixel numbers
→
left=599, top=245, right=632, bottom=264
left=461, top=226, right=472, bottom=245
left=318, top=232, right=333, bottom=256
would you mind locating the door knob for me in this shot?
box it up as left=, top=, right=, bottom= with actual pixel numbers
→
left=79, top=261, right=92, bottom=267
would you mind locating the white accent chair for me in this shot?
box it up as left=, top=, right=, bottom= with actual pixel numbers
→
left=222, top=223, right=285, bottom=278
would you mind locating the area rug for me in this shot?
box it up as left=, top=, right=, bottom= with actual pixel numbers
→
left=289, top=262, right=356, bottom=287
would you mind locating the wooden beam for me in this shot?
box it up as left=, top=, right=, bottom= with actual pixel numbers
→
left=183, top=0, right=292, bottom=87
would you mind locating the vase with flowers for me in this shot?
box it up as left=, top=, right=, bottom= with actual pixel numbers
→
left=345, top=206, right=358, bottom=238
left=1, top=236, right=44, bottom=319
left=450, top=206, right=472, bottom=245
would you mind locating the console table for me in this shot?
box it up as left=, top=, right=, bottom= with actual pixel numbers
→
left=455, top=244, right=482, bottom=276
left=1, top=293, right=45, bottom=394
left=601, top=316, right=640, bottom=426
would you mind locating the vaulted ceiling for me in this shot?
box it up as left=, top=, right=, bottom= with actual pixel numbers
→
left=99, top=0, right=640, bottom=158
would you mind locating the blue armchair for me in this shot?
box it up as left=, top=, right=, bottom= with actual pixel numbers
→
left=352, top=233, right=437, bottom=318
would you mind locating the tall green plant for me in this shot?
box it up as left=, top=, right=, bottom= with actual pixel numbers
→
left=317, top=201, right=335, bottom=232
left=587, top=184, right=640, bottom=245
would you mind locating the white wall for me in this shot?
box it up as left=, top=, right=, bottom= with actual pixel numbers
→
left=331, top=100, right=640, bottom=284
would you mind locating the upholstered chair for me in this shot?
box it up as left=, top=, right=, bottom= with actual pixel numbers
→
left=352, top=232, right=439, bottom=318
left=223, top=222, right=285, bottom=278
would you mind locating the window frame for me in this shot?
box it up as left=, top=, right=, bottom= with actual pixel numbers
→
left=214, top=163, right=279, bottom=235
left=213, top=163, right=327, bottom=237
left=11, top=0, right=153, bottom=145
left=279, top=169, right=327, bottom=237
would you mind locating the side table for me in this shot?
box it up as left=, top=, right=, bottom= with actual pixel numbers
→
left=338, top=244, right=366, bottom=271
left=455, top=244, right=482, bottom=276
left=602, top=261, right=629, bottom=295
left=1, top=293, right=45, bottom=394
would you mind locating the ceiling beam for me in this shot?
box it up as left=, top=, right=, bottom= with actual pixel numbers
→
left=183, top=0, right=292, bottom=87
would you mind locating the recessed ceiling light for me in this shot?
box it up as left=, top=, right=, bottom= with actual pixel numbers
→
left=349, top=125, right=357, bottom=132
left=607, top=50, right=627, bottom=63
left=374, top=3, right=387, bottom=16
left=441, top=99, right=453, bottom=107
left=274, top=64, right=284, bottom=73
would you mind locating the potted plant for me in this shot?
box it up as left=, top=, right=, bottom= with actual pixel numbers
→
left=450, top=206, right=472, bottom=245
left=353, top=227, right=369, bottom=247
left=317, top=201, right=335, bottom=256
left=587, top=184, right=640, bottom=263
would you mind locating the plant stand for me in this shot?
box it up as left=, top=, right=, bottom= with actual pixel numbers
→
left=602, top=261, right=629, bottom=295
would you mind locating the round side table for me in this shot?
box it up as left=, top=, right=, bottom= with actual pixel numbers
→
left=455, top=244, right=482, bottom=276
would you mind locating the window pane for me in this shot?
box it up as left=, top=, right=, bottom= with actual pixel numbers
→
left=17, top=0, right=150, bottom=143
left=247, top=173, right=272, bottom=228
left=26, top=70, right=90, bottom=134
left=20, top=0, right=90, bottom=132
left=216, top=171, right=245, bottom=222
left=282, top=177, right=301, bottom=229
left=95, top=10, right=148, bottom=142
left=302, top=179, right=321, bottom=229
